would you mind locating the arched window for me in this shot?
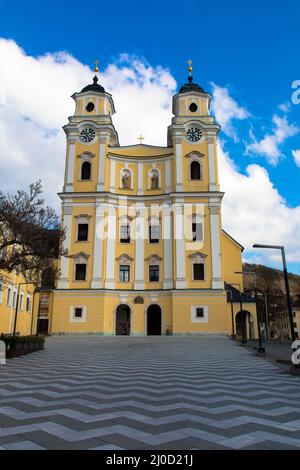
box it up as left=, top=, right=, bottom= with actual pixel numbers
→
left=190, top=160, right=201, bottom=180
left=81, top=161, right=91, bottom=180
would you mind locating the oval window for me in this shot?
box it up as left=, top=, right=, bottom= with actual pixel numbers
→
left=189, top=102, right=198, bottom=112
left=86, top=102, right=95, bottom=112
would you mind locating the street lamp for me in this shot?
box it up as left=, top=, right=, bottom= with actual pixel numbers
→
left=13, top=282, right=36, bottom=335
left=253, top=244, right=296, bottom=342
left=229, top=282, right=246, bottom=344
left=235, top=271, right=265, bottom=353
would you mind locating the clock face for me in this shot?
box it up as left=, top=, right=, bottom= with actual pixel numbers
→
left=80, top=128, right=95, bottom=143
left=186, top=127, right=202, bottom=142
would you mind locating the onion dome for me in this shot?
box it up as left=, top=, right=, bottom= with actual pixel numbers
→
left=81, top=75, right=105, bottom=94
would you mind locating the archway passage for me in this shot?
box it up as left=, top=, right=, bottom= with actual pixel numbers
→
left=116, top=304, right=131, bottom=335
left=235, top=311, right=254, bottom=340
left=147, top=304, right=162, bottom=335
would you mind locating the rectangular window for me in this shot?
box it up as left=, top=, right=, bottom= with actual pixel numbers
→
left=120, top=224, right=130, bottom=243
left=77, top=223, right=89, bottom=241
left=20, top=294, right=24, bottom=311
left=12, top=291, right=17, bottom=308
left=27, top=296, right=32, bottom=312
left=149, top=225, right=160, bottom=243
left=149, top=265, right=159, bottom=282
left=191, top=305, right=208, bottom=323
left=119, top=265, right=130, bottom=282
left=192, top=222, right=203, bottom=242
left=193, top=263, right=204, bottom=281
left=75, top=264, right=87, bottom=281
left=196, top=307, right=204, bottom=318
left=7, top=288, right=11, bottom=306
left=74, top=307, right=83, bottom=318
left=0, top=283, right=3, bottom=304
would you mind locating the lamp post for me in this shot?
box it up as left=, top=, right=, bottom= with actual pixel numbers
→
left=13, top=282, right=35, bottom=335
left=235, top=271, right=265, bottom=353
left=253, top=244, right=296, bottom=342
left=229, top=282, right=246, bottom=344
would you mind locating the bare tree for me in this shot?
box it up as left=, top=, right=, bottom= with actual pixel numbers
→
left=0, top=181, right=66, bottom=284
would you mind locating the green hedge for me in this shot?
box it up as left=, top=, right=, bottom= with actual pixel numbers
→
left=0, top=334, right=45, bottom=348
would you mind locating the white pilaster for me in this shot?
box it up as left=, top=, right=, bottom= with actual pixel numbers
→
left=137, top=162, right=143, bottom=195
left=207, top=134, right=217, bottom=192
left=57, top=205, right=72, bottom=289
left=109, top=159, right=116, bottom=192
left=65, top=137, right=76, bottom=192
left=163, top=205, right=173, bottom=289
left=165, top=159, right=171, bottom=193
left=174, top=203, right=186, bottom=288
left=175, top=137, right=183, bottom=192
left=209, top=206, right=223, bottom=289
left=134, top=204, right=145, bottom=290
left=105, top=205, right=116, bottom=289
left=97, top=134, right=106, bottom=191
left=91, top=203, right=105, bottom=288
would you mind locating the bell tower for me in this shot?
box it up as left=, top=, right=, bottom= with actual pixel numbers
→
left=63, top=63, right=119, bottom=193
left=168, top=60, right=220, bottom=193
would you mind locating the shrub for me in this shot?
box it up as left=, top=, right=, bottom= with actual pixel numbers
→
left=0, top=334, right=45, bottom=349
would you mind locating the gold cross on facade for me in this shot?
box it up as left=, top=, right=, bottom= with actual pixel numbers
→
left=137, top=134, right=145, bottom=144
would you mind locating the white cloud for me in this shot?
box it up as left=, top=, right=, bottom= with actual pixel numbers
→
left=245, top=114, right=299, bottom=165
left=0, top=39, right=176, bottom=207
left=292, top=149, right=300, bottom=167
left=0, top=38, right=299, bottom=269
left=219, top=144, right=300, bottom=265
left=210, top=83, right=249, bottom=141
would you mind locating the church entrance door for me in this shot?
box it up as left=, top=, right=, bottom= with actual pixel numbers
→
left=115, top=304, right=131, bottom=335
left=147, top=304, right=162, bottom=335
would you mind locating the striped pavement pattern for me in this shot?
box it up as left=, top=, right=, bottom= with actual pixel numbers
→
left=0, top=336, right=300, bottom=450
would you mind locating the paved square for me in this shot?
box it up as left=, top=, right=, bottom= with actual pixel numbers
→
left=1, top=336, right=300, bottom=450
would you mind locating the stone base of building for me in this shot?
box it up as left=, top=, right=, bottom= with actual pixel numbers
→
left=49, top=288, right=258, bottom=338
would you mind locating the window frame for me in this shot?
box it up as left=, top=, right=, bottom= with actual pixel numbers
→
left=190, top=160, right=201, bottom=180
left=119, top=264, right=130, bottom=282
left=149, top=264, right=160, bottom=282
left=77, top=223, right=89, bottom=242
left=80, top=160, right=92, bottom=181
left=119, top=221, right=131, bottom=243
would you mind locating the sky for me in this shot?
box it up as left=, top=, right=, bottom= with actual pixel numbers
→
left=0, top=0, right=299, bottom=273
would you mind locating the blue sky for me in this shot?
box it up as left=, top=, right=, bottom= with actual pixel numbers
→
left=0, top=0, right=299, bottom=273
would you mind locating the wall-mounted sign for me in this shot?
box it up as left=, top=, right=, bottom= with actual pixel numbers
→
left=134, top=296, right=144, bottom=304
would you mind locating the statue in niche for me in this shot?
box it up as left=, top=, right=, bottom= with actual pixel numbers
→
left=122, top=170, right=131, bottom=189
left=151, top=172, right=159, bottom=189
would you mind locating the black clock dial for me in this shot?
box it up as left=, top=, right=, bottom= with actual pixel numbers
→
left=80, top=128, right=95, bottom=143
left=186, top=127, right=202, bottom=142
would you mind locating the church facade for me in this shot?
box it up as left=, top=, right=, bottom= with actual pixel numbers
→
left=49, top=66, right=257, bottom=337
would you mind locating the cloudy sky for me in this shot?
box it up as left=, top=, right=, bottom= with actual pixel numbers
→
left=0, top=0, right=299, bottom=273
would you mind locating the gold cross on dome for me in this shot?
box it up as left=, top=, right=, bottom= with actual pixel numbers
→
left=94, top=60, right=99, bottom=73
left=187, top=59, right=193, bottom=75
left=137, top=134, right=145, bottom=144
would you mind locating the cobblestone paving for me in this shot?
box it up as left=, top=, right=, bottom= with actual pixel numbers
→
left=1, top=336, right=300, bottom=450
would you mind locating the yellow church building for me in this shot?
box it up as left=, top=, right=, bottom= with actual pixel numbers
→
left=41, top=62, right=257, bottom=338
